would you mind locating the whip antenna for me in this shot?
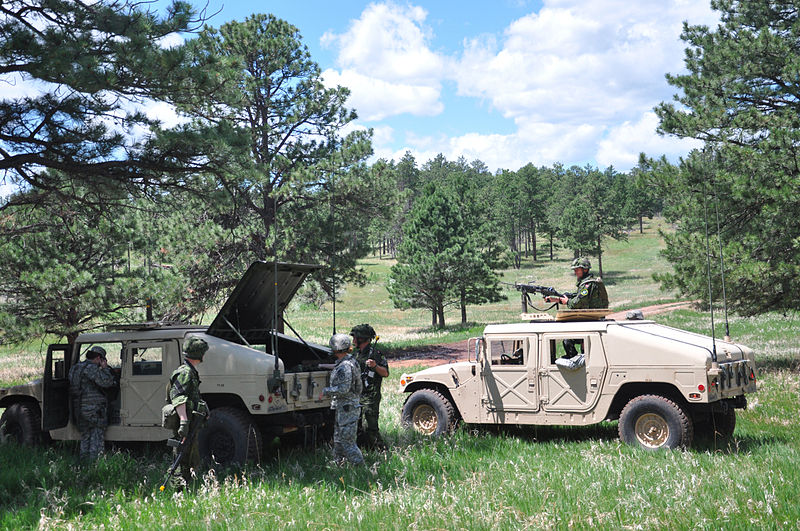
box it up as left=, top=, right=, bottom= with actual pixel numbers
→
left=701, top=182, right=718, bottom=363
left=712, top=177, right=731, bottom=341
left=272, top=193, right=280, bottom=373
left=330, top=169, right=337, bottom=335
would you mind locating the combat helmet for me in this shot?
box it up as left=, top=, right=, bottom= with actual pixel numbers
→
left=350, top=323, right=376, bottom=340
left=329, top=333, right=352, bottom=353
left=183, top=337, right=209, bottom=360
left=85, top=345, right=107, bottom=359
left=570, top=257, right=591, bottom=270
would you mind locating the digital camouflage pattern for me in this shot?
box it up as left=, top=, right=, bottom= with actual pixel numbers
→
left=322, top=353, right=363, bottom=465
left=168, top=361, right=203, bottom=488
left=354, top=344, right=388, bottom=448
left=566, top=273, right=609, bottom=310
left=68, top=359, right=115, bottom=460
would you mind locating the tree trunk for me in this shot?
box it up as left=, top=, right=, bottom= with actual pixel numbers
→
left=437, top=305, right=445, bottom=328
left=597, top=235, right=603, bottom=277
left=431, top=308, right=437, bottom=327
left=532, top=223, right=537, bottom=261
left=460, top=287, right=467, bottom=325
left=639, top=214, right=644, bottom=234
left=549, top=234, right=554, bottom=260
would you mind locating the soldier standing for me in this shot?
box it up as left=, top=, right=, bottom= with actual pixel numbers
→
left=68, top=345, right=115, bottom=461
left=350, top=324, right=389, bottom=450
left=167, top=337, right=209, bottom=489
left=322, top=333, right=364, bottom=466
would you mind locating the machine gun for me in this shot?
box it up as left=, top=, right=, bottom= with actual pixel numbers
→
left=159, top=410, right=207, bottom=492
left=510, top=282, right=575, bottom=312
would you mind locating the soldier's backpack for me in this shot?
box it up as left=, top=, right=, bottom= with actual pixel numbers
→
left=68, top=362, right=87, bottom=424
left=350, top=359, right=363, bottom=396
left=161, top=373, right=180, bottom=430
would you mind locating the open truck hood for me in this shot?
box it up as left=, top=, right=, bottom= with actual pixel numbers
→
left=207, top=261, right=322, bottom=346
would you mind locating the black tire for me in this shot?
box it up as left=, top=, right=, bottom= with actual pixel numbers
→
left=401, top=389, right=456, bottom=436
left=618, top=395, right=693, bottom=450
left=0, top=402, right=43, bottom=446
left=198, top=407, right=262, bottom=466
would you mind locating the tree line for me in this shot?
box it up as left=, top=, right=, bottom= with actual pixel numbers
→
left=1, top=0, right=798, bottom=342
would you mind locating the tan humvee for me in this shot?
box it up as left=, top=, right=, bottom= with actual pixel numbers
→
left=0, top=262, right=335, bottom=464
left=400, top=313, right=757, bottom=449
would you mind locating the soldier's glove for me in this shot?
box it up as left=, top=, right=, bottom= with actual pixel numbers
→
left=178, top=419, right=190, bottom=439
left=321, top=386, right=332, bottom=397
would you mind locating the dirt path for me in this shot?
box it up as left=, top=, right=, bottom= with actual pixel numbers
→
left=388, top=300, right=698, bottom=369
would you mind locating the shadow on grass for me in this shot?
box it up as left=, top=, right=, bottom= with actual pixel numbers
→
left=599, top=270, right=641, bottom=286
left=756, top=355, right=800, bottom=373
left=693, top=432, right=793, bottom=453
left=473, top=422, right=619, bottom=444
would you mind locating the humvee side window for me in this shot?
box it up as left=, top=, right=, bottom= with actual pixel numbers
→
left=490, top=339, right=525, bottom=365
left=79, top=343, right=123, bottom=368
left=549, top=338, right=587, bottom=364
left=131, top=346, right=164, bottom=376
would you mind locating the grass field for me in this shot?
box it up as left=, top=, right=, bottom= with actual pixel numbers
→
left=1, top=219, right=799, bottom=529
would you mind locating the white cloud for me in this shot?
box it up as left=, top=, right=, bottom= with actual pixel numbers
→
left=157, top=32, right=184, bottom=49
left=321, top=2, right=446, bottom=120
left=595, top=111, right=702, bottom=168
left=322, top=69, right=442, bottom=121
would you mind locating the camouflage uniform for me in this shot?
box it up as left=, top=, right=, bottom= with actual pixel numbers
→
left=354, top=344, right=388, bottom=448
left=68, top=359, right=115, bottom=461
left=566, top=272, right=609, bottom=310
left=323, top=353, right=364, bottom=465
left=168, top=361, right=203, bottom=488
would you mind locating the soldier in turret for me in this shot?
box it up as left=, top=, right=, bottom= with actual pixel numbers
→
left=322, top=333, right=364, bottom=466
left=545, top=257, right=609, bottom=369
left=68, top=345, right=116, bottom=461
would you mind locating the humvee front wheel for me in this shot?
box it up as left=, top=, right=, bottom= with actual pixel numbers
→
left=619, top=395, right=693, bottom=450
left=198, top=407, right=262, bottom=465
left=401, top=389, right=456, bottom=436
left=0, top=403, right=43, bottom=446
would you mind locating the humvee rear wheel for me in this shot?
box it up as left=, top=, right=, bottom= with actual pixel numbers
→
left=198, top=407, right=262, bottom=466
left=401, top=389, right=456, bottom=436
left=0, top=403, right=43, bottom=446
left=619, top=395, right=693, bottom=450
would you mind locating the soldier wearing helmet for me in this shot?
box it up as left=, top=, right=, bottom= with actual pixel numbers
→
left=166, top=336, right=209, bottom=489
left=322, top=333, right=364, bottom=465
left=68, top=345, right=116, bottom=461
left=350, top=323, right=389, bottom=450
left=545, top=257, right=609, bottom=310
left=544, top=258, right=609, bottom=366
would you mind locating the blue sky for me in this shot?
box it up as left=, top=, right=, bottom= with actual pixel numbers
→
left=175, top=0, right=716, bottom=172
left=0, top=1, right=720, bottom=198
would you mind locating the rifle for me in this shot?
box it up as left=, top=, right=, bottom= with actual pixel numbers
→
left=159, top=410, right=206, bottom=492
left=509, top=282, right=576, bottom=312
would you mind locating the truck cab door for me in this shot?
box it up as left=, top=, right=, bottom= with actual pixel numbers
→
left=480, top=336, right=539, bottom=423
left=539, top=332, right=607, bottom=413
left=120, top=340, right=178, bottom=426
left=42, top=344, right=73, bottom=431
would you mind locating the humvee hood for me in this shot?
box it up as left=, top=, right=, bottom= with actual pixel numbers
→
left=207, top=261, right=322, bottom=345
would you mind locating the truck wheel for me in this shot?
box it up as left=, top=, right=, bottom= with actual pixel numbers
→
left=618, top=395, right=693, bottom=450
left=0, top=403, right=43, bottom=446
left=401, top=389, right=456, bottom=436
left=198, top=407, right=262, bottom=466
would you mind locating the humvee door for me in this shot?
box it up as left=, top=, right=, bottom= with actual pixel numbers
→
left=480, top=336, right=539, bottom=422
left=120, top=340, right=179, bottom=426
left=539, top=332, right=607, bottom=412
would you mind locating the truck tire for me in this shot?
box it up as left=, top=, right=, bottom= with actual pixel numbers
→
left=198, top=407, right=262, bottom=466
left=618, top=395, right=693, bottom=450
left=0, top=403, right=43, bottom=446
left=401, top=389, right=456, bottom=436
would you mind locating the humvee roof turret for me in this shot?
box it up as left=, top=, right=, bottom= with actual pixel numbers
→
left=0, top=262, right=335, bottom=464
left=399, top=314, right=757, bottom=449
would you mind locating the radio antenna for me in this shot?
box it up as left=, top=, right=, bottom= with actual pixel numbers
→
left=272, top=192, right=280, bottom=374
left=701, top=180, right=718, bottom=363
left=330, top=169, right=337, bottom=335
left=711, top=175, right=731, bottom=341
